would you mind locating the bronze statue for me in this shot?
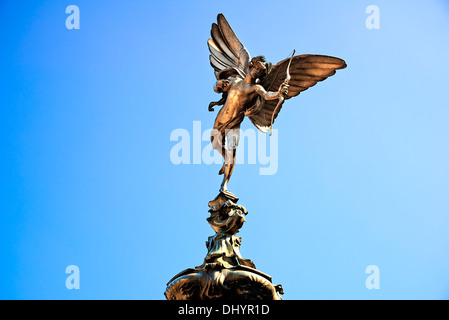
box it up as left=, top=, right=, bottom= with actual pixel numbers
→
left=208, top=14, right=346, bottom=194
left=165, top=13, right=346, bottom=300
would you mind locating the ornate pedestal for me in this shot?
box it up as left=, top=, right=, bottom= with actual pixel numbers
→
left=164, top=192, right=283, bottom=300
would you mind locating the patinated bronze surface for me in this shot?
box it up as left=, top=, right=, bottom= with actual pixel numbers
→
left=165, top=192, right=283, bottom=300
left=165, top=14, right=346, bottom=300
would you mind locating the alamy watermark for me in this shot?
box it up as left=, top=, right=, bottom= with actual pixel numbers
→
left=365, top=265, right=380, bottom=289
left=65, top=265, right=80, bottom=289
left=169, top=121, right=279, bottom=175
left=65, top=5, right=80, bottom=30
left=365, top=5, right=380, bottom=30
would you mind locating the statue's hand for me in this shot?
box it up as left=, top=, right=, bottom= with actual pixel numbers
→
left=279, top=82, right=289, bottom=96
left=220, top=79, right=230, bottom=89
left=215, top=79, right=230, bottom=93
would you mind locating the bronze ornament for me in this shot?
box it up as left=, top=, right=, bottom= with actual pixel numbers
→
left=165, top=13, right=346, bottom=300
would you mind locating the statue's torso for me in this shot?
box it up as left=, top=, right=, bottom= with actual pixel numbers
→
left=215, top=79, right=259, bottom=129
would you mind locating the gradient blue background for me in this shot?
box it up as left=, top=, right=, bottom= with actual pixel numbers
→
left=1, top=0, right=448, bottom=299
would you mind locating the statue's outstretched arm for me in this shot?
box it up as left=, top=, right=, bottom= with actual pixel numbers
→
left=208, top=94, right=227, bottom=112
left=255, top=83, right=288, bottom=101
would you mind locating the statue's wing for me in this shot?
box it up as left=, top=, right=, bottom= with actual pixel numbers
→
left=208, top=14, right=251, bottom=79
left=249, top=55, right=347, bottom=132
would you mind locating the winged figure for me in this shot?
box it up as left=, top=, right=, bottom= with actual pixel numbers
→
left=208, top=14, right=346, bottom=194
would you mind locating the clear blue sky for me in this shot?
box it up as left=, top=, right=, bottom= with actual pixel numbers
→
left=1, top=0, right=448, bottom=299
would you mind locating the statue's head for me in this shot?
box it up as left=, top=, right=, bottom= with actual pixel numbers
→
left=248, top=56, right=271, bottom=80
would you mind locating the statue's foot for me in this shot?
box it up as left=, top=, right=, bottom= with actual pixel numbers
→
left=220, top=186, right=234, bottom=196
left=218, top=164, right=225, bottom=175
left=211, top=185, right=238, bottom=206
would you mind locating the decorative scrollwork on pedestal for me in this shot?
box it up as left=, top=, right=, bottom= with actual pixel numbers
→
left=164, top=191, right=283, bottom=300
left=165, top=266, right=283, bottom=300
